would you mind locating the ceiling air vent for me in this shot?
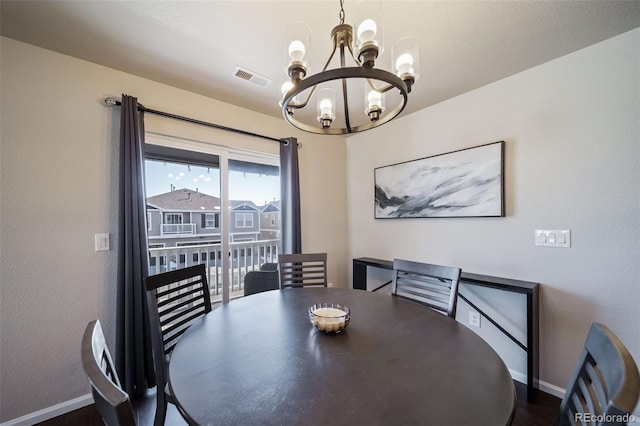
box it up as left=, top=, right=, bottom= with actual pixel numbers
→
left=233, top=67, right=271, bottom=87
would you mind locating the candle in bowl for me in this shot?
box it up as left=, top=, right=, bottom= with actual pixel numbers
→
left=308, top=303, right=351, bottom=334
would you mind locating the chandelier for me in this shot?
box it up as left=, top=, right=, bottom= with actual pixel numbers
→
left=280, top=0, right=419, bottom=135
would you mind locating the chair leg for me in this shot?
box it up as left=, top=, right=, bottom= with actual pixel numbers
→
left=154, top=389, right=167, bottom=426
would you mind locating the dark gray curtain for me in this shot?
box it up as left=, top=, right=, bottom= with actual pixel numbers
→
left=116, top=94, right=155, bottom=396
left=280, top=137, right=302, bottom=254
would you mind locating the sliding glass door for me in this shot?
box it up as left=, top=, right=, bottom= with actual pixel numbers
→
left=144, top=134, right=280, bottom=304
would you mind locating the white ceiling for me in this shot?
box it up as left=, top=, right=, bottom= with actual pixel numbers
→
left=2, top=0, right=639, bottom=131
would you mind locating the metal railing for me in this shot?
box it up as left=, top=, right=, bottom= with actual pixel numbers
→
left=148, top=239, right=280, bottom=302
left=161, top=223, right=196, bottom=235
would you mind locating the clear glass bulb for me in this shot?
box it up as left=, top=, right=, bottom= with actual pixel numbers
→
left=357, top=19, right=377, bottom=43
left=288, top=40, right=306, bottom=62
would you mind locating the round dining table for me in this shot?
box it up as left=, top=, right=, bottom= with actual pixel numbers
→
left=168, top=287, right=516, bottom=425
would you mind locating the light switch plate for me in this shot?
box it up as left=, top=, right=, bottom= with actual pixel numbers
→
left=535, top=230, right=570, bottom=248
left=95, top=233, right=110, bottom=251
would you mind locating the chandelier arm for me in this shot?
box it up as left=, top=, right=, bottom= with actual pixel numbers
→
left=366, top=80, right=398, bottom=94
left=320, top=36, right=340, bottom=73
left=285, top=86, right=315, bottom=109
left=339, top=42, right=352, bottom=132
left=341, top=77, right=351, bottom=133
left=282, top=67, right=408, bottom=135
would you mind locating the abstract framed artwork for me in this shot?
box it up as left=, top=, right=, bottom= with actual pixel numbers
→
left=375, top=141, right=505, bottom=218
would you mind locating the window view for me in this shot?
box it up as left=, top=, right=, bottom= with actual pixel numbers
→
left=144, top=145, right=280, bottom=303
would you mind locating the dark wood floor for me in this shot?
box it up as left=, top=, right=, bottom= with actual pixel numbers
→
left=36, top=381, right=560, bottom=425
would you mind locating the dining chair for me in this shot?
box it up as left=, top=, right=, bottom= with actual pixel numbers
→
left=81, top=320, right=136, bottom=426
left=391, top=259, right=461, bottom=318
left=244, top=263, right=280, bottom=296
left=144, top=264, right=210, bottom=426
left=556, top=323, right=640, bottom=426
left=278, top=253, right=328, bottom=288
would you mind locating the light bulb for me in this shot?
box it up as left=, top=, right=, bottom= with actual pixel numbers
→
left=288, top=40, right=306, bottom=62
left=367, top=90, right=382, bottom=110
left=395, top=53, right=414, bottom=76
left=281, top=81, right=293, bottom=96
left=319, top=98, right=333, bottom=117
left=357, top=19, right=377, bottom=43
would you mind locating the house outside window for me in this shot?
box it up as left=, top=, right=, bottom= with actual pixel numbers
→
left=144, top=137, right=281, bottom=304
left=235, top=212, right=253, bottom=228
left=270, top=213, right=276, bottom=226
left=166, top=213, right=183, bottom=224
left=204, top=213, right=218, bottom=228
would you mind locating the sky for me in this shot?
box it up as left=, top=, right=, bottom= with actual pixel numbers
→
left=145, top=159, right=280, bottom=206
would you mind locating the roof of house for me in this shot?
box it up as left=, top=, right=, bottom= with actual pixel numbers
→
left=261, top=202, right=280, bottom=213
left=230, top=200, right=260, bottom=211
left=147, top=188, right=220, bottom=211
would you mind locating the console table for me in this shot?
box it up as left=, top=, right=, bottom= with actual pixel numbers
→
left=353, top=257, right=539, bottom=402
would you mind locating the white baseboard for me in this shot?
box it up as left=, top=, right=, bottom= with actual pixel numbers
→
left=508, top=368, right=566, bottom=399
left=1, top=394, right=93, bottom=426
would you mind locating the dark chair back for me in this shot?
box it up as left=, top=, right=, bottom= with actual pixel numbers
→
left=278, top=253, right=328, bottom=288
left=391, top=259, right=461, bottom=318
left=81, top=320, right=136, bottom=426
left=244, top=263, right=280, bottom=296
left=144, top=264, right=211, bottom=426
left=259, top=262, right=278, bottom=271
left=557, top=323, right=640, bottom=425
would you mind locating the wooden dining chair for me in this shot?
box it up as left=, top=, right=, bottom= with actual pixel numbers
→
left=144, top=264, right=211, bottom=426
left=391, top=259, right=461, bottom=318
left=556, top=323, right=640, bottom=426
left=278, top=253, right=328, bottom=288
left=81, top=320, right=136, bottom=426
left=244, top=263, right=280, bottom=296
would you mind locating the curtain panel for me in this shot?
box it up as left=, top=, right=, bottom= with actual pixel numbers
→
left=116, top=94, right=155, bottom=396
left=280, top=137, right=302, bottom=254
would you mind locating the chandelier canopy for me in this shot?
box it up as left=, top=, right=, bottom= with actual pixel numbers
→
left=280, top=0, right=419, bottom=135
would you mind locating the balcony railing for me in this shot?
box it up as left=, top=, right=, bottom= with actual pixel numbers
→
left=162, top=223, right=196, bottom=235
left=148, top=239, right=280, bottom=303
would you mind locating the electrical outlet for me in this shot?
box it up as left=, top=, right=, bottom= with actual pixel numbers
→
left=469, top=311, right=481, bottom=328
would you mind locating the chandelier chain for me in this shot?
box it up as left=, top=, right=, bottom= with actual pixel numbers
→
left=339, top=0, right=345, bottom=24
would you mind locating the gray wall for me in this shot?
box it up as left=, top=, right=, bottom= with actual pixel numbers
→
left=347, top=28, right=640, bottom=406
left=0, top=37, right=348, bottom=423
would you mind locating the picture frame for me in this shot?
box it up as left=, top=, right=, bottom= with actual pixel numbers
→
left=374, top=141, right=505, bottom=218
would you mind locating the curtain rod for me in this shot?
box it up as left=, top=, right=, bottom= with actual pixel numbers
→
left=104, top=97, right=287, bottom=144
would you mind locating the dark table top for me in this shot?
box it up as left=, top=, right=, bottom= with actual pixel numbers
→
left=169, top=288, right=516, bottom=426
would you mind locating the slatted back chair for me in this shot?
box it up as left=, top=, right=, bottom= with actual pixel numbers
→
left=391, top=259, right=461, bottom=318
left=556, top=323, right=640, bottom=426
left=278, top=253, right=328, bottom=288
left=81, top=320, right=136, bottom=426
left=144, top=264, right=211, bottom=426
